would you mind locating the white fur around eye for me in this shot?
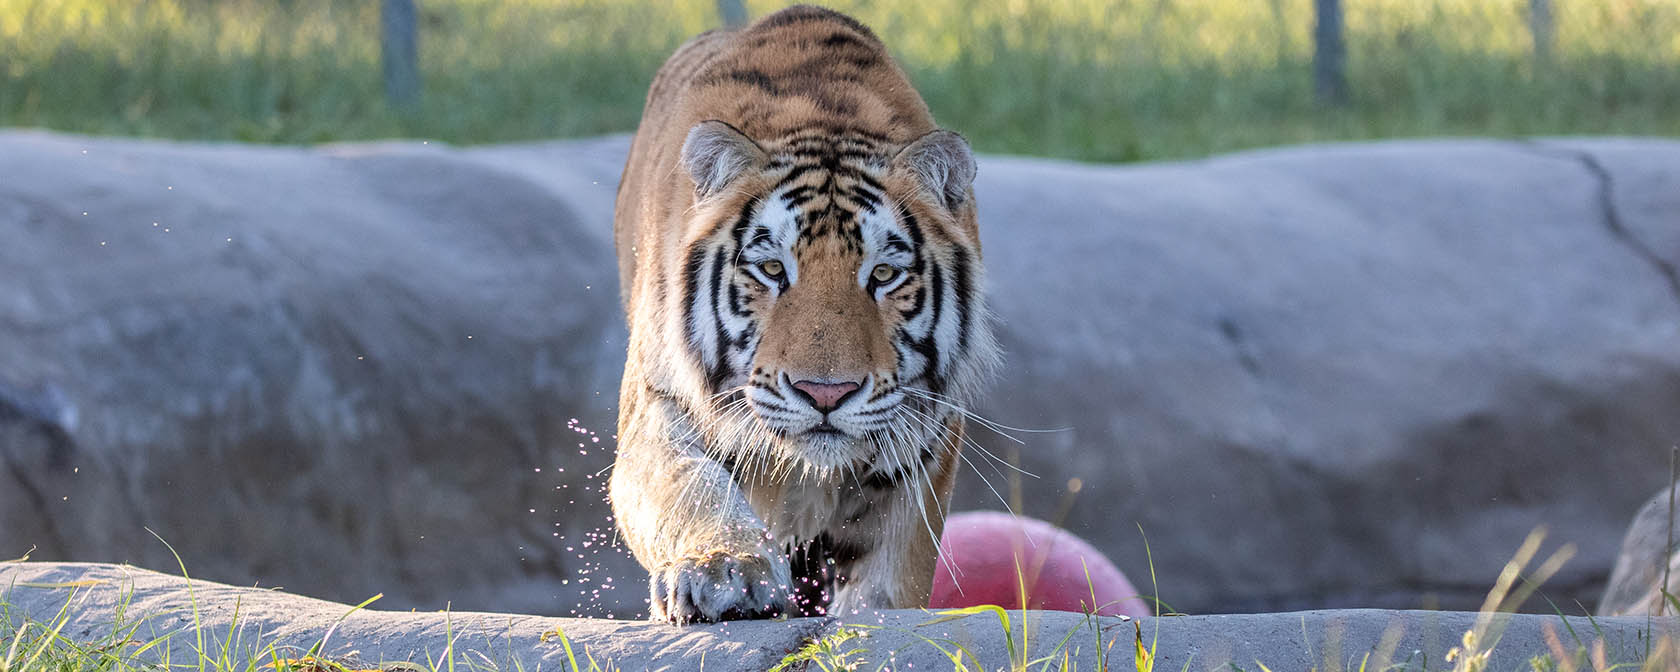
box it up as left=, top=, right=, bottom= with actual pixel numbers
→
left=744, top=254, right=794, bottom=292
left=861, top=261, right=909, bottom=299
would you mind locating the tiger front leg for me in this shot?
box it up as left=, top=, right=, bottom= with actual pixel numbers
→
left=609, top=405, right=794, bottom=623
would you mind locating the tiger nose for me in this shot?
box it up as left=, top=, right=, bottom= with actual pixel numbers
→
left=790, top=379, right=862, bottom=413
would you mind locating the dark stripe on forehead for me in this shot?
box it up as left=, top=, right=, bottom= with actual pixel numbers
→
left=782, top=186, right=816, bottom=208
left=811, top=91, right=860, bottom=116
left=763, top=125, right=895, bottom=149
left=720, top=69, right=781, bottom=95
left=773, top=130, right=885, bottom=156
left=778, top=163, right=820, bottom=187
left=851, top=170, right=885, bottom=193
left=847, top=185, right=881, bottom=212
left=786, top=145, right=880, bottom=162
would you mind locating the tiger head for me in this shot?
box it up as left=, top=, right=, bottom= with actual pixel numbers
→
left=674, top=120, right=998, bottom=473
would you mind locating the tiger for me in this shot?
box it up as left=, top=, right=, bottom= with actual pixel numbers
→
left=607, top=4, right=998, bottom=624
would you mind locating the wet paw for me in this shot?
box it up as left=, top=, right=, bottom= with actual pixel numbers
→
left=649, top=549, right=792, bottom=624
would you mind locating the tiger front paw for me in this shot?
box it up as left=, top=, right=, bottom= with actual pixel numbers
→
left=649, top=549, right=792, bottom=624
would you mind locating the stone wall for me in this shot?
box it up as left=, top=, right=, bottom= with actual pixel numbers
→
left=3, top=131, right=1676, bottom=616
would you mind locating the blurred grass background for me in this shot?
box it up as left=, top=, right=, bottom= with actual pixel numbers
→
left=2, top=0, right=1677, bottom=162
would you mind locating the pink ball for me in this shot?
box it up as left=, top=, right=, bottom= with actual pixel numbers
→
left=930, top=511, right=1149, bottom=617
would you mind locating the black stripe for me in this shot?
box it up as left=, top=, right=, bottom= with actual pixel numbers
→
left=729, top=322, right=756, bottom=349
left=755, top=7, right=878, bottom=42
left=811, top=92, right=859, bottom=116
left=848, top=185, right=881, bottom=210
left=951, top=247, right=973, bottom=352
left=923, top=256, right=945, bottom=366
left=727, top=279, right=749, bottom=317
left=706, top=247, right=729, bottom=391
left=822, top=30, right=869, bottom=51
left=783, top=186, right=816, bottom=208
left=852, top=169, right=884, bottom=193
left=719, top=69, right=781, bottom=95
left=884, top=232, right=912, bottom=256
left=778, top=163, right=820, bottom=186
left=901, top=210, right=926, bottom=247
left=682, top=244, right=708, bottom=363
left=900, top=285, right=926, bottom=319
left=730, top=198, right=760, bottom=242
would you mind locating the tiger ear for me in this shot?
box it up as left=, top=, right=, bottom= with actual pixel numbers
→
left=681, top=120, right=768, bottom=200
left=892, top=130, right=976, bottom=212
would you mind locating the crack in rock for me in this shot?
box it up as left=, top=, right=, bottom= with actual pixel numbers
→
left=1519, top=141, right=1680, bottom=308
left=1217, top=316, right=1263, bottom=377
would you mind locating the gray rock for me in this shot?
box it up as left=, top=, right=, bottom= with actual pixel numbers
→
left=3, top=562, right=1673, bottom=672
left=2, top=131, right=1678, bottom=618
left=969, top=139, right=1680, bottom=613
left=0, top=132, right=633, bottom=616
left=1601, top=486, right=1680, bottom=617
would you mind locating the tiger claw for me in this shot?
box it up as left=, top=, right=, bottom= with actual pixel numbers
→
left=649, top=550, right=792, bottom=624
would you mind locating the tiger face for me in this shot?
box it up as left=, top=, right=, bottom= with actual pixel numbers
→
left=678, top=121, right=995, bottom=475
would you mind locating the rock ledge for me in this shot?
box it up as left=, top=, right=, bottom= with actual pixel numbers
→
left=3, top=562, right=1673, bottom=671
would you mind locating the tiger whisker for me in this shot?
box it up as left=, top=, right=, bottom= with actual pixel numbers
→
left=901, top=386, right=1069, bottom=439
left=898, top=396, right=1039, bottom=481
left=898, top=405, right=1018, bottom=518
left=888, top=414, right=960, bottom=592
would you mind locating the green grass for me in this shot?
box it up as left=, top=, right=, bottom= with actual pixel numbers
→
left=3, top=0, right=1678, bottom=162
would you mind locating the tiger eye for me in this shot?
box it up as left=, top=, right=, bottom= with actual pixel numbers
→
left=760, top=259, right=784, bottom=277
left=871, top=264, right=897, bottom=283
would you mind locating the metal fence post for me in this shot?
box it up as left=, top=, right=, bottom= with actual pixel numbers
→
left=382, top=0, right=420, bottom=109
left=718, top=0, right=747, bottom=27
left=1313, top=0, right=1348, bottom=106
left=1529, top=0, right=1554, bottom=64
